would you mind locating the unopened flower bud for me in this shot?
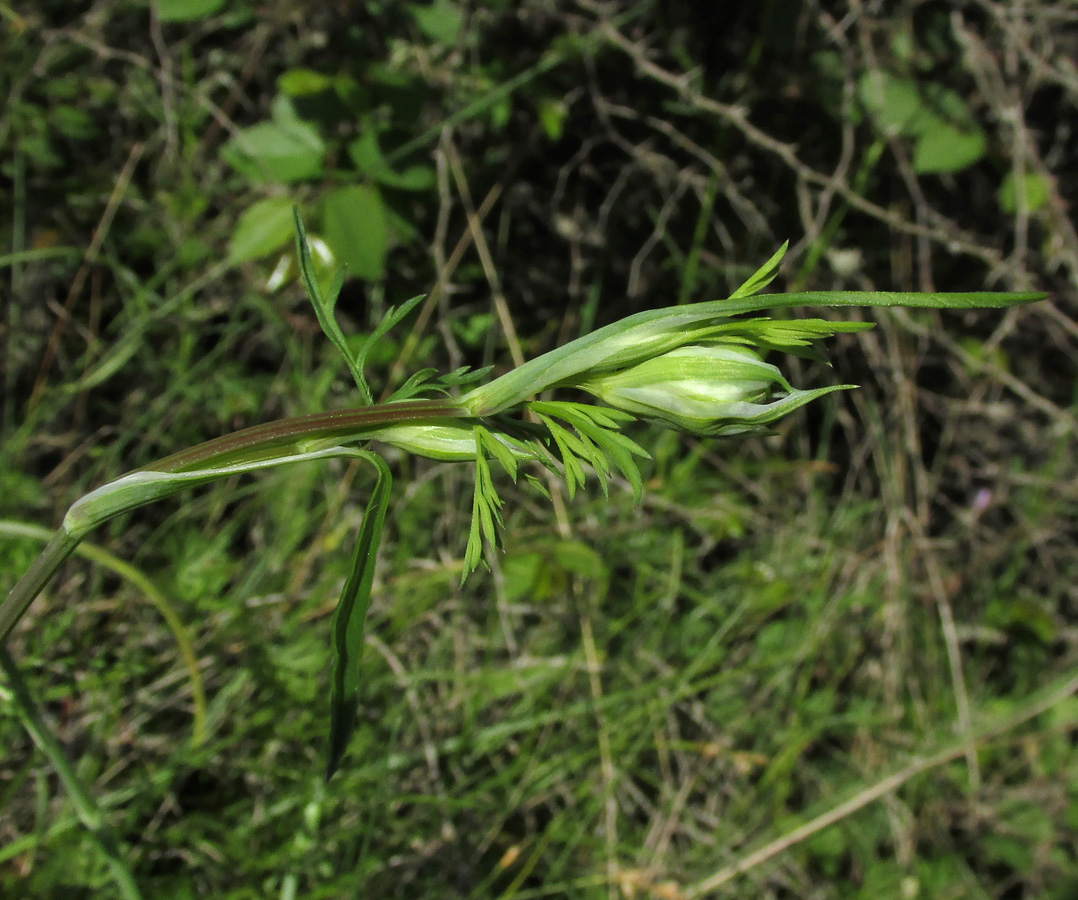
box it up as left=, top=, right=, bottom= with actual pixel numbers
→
left=575, top=344, right=851, bottom=436
left=369, top=423, right=537, bottom=462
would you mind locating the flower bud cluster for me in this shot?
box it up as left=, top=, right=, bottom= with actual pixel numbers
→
left=573, top=331, right=862, bottom=435
left=573, top=344, right=795, bottom=435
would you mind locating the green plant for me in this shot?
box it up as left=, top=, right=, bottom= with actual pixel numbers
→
left=0, top=209, right=1046, bottom=895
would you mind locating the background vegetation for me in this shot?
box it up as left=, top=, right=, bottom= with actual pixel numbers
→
left=2, top=1, right=1077, bottom=897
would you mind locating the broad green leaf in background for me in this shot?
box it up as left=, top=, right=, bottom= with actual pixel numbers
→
left=325, top=451, right=392, bottom=781
left=1000, top=171, right=1051, bottom=214
left=154, top=0, right=227, bottom=22
left=228, top=197, right=295, bottom=264
left=537, top=97, right=567, bottom=141
left=859, top=71, right=988, bottom=175
left=322, top=184, right=389, bottom=281
left=277, top=67, right=333, bottom=97
left=410, top=0, right=463, bottom=45
left=858, top=71, right=926, bottom=137
left=347, top=131, right=436, bottom=192
left=913, top=121, right=987, bottom=174
left=221, top=97, right=325, bottom=184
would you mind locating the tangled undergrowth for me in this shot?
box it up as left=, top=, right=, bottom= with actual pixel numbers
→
left=2, top=2, right=1077, bottom=898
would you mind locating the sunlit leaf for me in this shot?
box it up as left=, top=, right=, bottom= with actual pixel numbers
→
left=155, top=0, right=227, bottom=22
left=277, top=67, right=333, bottom=97
left=228, top=197, right=295, bottom=264
left=322, top=184, right=388, bottom=281
left=913, top=122, right=986, bottom=174
left=411, top=0, right=462, bottom=44
left=222, top=99, right=325, bottom=184
left=999, top=171, right=1051, bottom=214
left=858, top=71, right=927, bottom=137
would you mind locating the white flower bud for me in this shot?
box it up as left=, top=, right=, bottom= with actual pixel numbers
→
left=575, top=344, right=848, bottom=435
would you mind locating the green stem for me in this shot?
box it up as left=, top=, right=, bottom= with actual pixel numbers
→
left=144, top=400, right=468, bottom=472
left=0, top=519, right=208, bottom=746
left=0, top=400, right=470, bottom=645
left=0, top=529, right=80, bottom=645
left=0, top=646, right=143, bottom=900
left=0, top=404, right=470, bottom=892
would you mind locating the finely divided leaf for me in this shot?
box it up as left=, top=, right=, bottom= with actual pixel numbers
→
left=478, top=428, right=520, bottom=481
left=529, top=401, right=649, bottom=502
left=462, top=426, right=527, bottom=580
left=326, top=451, right=392, bottom=780
left=386, top=368, right=440, bottom=402
left=387, top=364, right=495, bottom=402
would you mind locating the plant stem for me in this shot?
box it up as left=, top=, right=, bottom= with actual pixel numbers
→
left=0, top=405, right=470, bottom=891
left=0, top=400, right=470, bottom=645
left=0, top=519, right=208, bottom=746
left=0, top=646, right=143, bottom=900
left=0, top=529, right=80, bottom=644
left=144, top=400, right=468, bottom=472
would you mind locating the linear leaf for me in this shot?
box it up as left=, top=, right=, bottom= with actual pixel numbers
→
left=730, top=241, right=789, bottom=299
left=293, top=206, right=369, bottom=397
left=326, top=451, right=392, bottom=780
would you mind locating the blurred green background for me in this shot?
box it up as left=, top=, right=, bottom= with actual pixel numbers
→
left=2, top=1, right=1077, bottom=897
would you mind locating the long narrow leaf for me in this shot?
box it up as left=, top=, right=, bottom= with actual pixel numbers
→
left=462, top=288, right=1046, bottom=415
left=326, top=451, right=393, bottom=780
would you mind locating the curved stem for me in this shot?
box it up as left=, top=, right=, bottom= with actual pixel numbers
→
left=0, top=529, right=80, bottom=645
left=144, top=400, right=468, bottom=472
left=0, top=400, right=471, bottom=645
